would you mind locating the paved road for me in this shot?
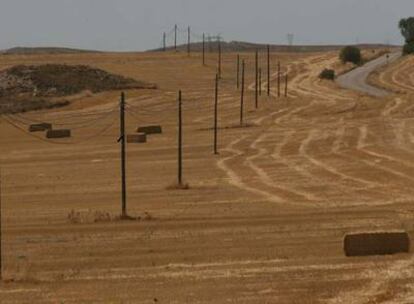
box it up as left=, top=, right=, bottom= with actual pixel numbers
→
left=337, top=51, right=401, bottom=97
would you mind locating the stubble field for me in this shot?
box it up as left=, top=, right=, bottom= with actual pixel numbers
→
left=0, top=49, right=413, bottom=303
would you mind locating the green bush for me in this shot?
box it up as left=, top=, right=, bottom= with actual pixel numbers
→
left=340, top=46, right=362, bottom=64
left=403, top=42, right=414, bottom=55
left=319, top=69, right=335, bottom=80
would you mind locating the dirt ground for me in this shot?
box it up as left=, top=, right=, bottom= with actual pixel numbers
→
left=0, top=49, right=413, bottom=303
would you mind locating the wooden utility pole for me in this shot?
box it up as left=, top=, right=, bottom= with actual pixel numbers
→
left=218, top=37, right=222, bottom=79
left=240, top=60, right=245, bottom=126
left=202, top=33, right=206, bottom=66
left=163, top=32, right=166, bottom=52
left=119, top=92, right=127, bottom=218
left=214, top=74, right=219, bottom=154
left=174, top=24, right=178, bottom=51
left=0, top=168, right=2, bottom=281
left=285, top=74, right=288, bottom=98
left=277, top=61, right=281, bottom=98
left=255, top=49, right=259, bottom=109
left=267, top=45, right=270, bottom=96
left=187, top=26, right=191, bottom=56
left=259, top=68, right=262, bottom=96
left=236, top=54, right=240, bottom=89
left=178, top=90, right=183, bottom=185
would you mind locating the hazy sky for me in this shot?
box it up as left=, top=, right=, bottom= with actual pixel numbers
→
left=0, top=0, right=412, bottom=51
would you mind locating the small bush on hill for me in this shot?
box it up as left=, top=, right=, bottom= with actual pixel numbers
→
left=319, top=69, right=335, bottom=80
left=403, top=42, right=414, bottom=55
left=340, top=46, right=362, bottom=65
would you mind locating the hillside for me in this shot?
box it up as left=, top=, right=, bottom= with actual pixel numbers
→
left=0, top=47, right=100, bottom=55
left=151, top=40, right=398, bottom=53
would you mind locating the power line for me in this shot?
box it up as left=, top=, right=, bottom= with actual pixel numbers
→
left=162, top=25, right=224, bottom=51
left=11, top=108, right=118, bottom=130
left=13, top=105, right=119, bottom=125
left=3, top=114, right=117, bottom=145
left=125, top=102, right=176, bottom=116
left=125, top=94, right=212, bottom=115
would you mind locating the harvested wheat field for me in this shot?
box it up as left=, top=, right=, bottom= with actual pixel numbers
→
left=0, top=49, right=413, bottom=303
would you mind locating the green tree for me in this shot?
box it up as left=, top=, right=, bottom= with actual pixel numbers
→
left=340, top=46, right=362, bottom=65
left=399, top=17, right=414, bottom=43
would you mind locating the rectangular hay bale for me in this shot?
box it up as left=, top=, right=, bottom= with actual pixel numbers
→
left=344, top=232, right=410, bottom=257
left=127, top=133, right=147, bottom=143
left=46, top=129, right=71, bottom=139
left=29, top=123, right=52, bottom=132
left=137, top=125, right=162, bottom=135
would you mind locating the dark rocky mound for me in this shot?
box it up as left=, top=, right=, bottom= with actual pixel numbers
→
left=0, top=64, right=156, bottom=114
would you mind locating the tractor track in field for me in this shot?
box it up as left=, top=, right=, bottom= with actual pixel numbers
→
left=1, top=50, right=414, bottom=303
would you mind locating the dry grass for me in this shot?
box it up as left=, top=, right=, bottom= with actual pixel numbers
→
left=198, top=123, right=257, bottom=131
left=0, top=98, right=69, bottom=114
left=1, top=49, right=413, bottom=303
